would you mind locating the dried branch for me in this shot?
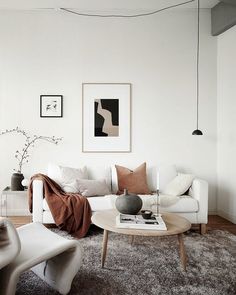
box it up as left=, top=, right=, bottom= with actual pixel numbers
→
left=0, top=127, right=62, bottom=173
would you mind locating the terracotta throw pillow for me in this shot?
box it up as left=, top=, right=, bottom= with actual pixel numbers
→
left=115, top=163, right=151, bottom=195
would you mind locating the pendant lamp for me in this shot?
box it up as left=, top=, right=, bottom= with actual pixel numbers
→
left=192, top=0, right=203, bottom=136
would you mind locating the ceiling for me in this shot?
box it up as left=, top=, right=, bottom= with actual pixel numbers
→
left=0, top=0, right=220, bottom=11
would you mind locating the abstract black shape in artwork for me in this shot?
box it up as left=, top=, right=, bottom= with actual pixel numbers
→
left=101, top=99, right=119, bottom=126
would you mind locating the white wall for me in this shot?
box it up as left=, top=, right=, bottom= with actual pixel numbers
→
left=0, top=9, right=217, bottom=214
left=217, top=26, right=236, bottom=223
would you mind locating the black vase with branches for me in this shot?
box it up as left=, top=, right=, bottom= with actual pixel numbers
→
left=0, top=127, right=62, bottom=190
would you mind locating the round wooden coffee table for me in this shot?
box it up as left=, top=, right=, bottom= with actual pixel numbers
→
left=91, top=210, right=191, bottom=271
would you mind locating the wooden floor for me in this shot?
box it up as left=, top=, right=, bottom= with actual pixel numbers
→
left=207, top=215, right=236, bottom=235
left=5, top=215, right=236, bottom=235
left=8, top=215, right=32, bottom=228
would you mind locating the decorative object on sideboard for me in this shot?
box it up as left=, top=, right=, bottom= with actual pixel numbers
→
left=0, top=127, right=62, bottom=191
left=21, top=178, right=29, bottom=189
left=40, top=95, right=63, bottom=118
left=115, top=188, right=143, bottom=215
left=11, top=173, right=24, bottom=191
left=192, top=0, right=203, bottom=136
left=82, top=83, right=131, bottom=153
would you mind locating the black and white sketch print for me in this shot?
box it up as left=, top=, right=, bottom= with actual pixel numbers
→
left=40, top=95, right=63, bottom=117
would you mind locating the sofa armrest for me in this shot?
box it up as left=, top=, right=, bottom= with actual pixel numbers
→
left=32, top=180, right=44, bottom=223
left=189, top=178, right=208, bottom=224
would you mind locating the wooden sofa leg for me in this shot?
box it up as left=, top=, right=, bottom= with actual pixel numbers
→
left=200, top=224, right=207, bottom=235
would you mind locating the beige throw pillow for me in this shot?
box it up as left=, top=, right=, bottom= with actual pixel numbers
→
left=115, top=162, right=151, bottom=195
left=162, top=173, right=195, bottom=196
left=76, top=179, right=110, bottom=197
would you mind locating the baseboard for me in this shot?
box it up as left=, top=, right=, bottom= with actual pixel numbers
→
left=217, top=209, right=236, bottom=224
left=208, top=210, right=218, bottom=215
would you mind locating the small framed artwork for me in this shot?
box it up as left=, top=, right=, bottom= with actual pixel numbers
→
left=40, top=95, right=63, bottom=118
left=82, top=83, right=131, bottom=153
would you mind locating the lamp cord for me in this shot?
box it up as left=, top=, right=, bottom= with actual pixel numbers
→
left=196, top=0, right=200, bottom=130
left=61, top=0, right=200, bottom=131
left=61, top=0, right=195, bottom=18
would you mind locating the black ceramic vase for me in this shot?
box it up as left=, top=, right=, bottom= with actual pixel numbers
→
left=115, top=189, right=143, bottom=215
left=11, top=173, right=24, bottom=191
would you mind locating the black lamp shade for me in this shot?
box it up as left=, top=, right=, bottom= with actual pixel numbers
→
left=192, top=129, right=203, bottom=135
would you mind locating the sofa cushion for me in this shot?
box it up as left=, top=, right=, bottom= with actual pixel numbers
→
left=43, top=195, right=117, bottom=212
left=115, top=163, right=151, bottom=195
left=159, top=196, right=198, bottom=213
left=43, top=194, right=198, bottom=213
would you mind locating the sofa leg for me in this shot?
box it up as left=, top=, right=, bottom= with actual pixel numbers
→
left=200, top=224, right=207, bottom=235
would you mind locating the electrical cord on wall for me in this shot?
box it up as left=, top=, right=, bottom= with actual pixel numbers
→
left=60, top=0, right=195, bottom=18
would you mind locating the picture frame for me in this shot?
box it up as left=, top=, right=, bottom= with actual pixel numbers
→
left=40, top=95, right=63, bottom=118
left=82, top=83, right=131, bottom=153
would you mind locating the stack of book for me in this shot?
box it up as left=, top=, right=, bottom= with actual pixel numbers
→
left=116, top=213, right=167, bottom=230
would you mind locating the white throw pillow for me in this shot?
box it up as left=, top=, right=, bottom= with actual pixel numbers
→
left=47, top=163, right=88, bottom=187
left=60, top=165, right=88, bottom=184
left=162, top=173, right=195, bottom=196
left=76, top=179, right=110, bottom=197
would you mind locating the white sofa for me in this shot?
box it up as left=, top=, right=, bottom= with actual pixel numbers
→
left=32, top=165, right=208, bottom=234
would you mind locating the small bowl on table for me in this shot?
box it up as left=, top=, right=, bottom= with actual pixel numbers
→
left=141, top=210, right=153, bottom=220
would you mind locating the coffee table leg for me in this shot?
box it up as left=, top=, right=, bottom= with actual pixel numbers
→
left=101, top=229, right=109, bottom=268
left=178, top=233, right=187, bottom=271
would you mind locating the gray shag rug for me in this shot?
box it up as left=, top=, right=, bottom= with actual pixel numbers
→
left=16, top=226, right=236, bottom=295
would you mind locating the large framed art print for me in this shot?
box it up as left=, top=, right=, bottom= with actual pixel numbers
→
left=82, top=83, right=131, bottom=153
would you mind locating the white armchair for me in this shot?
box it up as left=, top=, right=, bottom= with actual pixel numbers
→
left=0, top=218, right=83, bottom=295
left=0, top=219, right=20, bottom=270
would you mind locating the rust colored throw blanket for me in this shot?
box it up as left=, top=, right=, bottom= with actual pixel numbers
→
left=28, top=174, right=92, bottom=238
